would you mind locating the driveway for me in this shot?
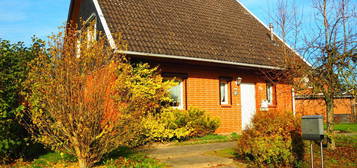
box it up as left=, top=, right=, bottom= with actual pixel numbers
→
left=143, top=142, right=241, bottom=168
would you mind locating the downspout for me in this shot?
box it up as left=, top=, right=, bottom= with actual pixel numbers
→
left=292, top=88, right=296, bottom=116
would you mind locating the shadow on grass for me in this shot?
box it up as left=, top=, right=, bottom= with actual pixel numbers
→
left=98, top=146, right=165, bottom=168
left=101, top=146, right=135, bottom=162
left=21, top=143, right=50, bottom=162
left=25, top=152, right=77, bottom=168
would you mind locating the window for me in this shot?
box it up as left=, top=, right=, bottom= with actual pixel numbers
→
left=76, top=36, right=81, bottom=58
left=76, top=14, right=97, bottom=57
left=162, top=73, right=187, bottom=109
left=84, top=20, right=97, bottom=44
left=168, top=79, right=184, bottom=109
left=266, top=83, right=274, bottom=105
left=220, top=80, right=229, bottom=105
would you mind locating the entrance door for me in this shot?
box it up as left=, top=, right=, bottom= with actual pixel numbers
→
left=241, top=83, right=256, bottom=130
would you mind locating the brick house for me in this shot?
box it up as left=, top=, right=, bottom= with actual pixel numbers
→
left=295, top=95, right=356, bottom=123
left=67, top=0, right=307, bottom=133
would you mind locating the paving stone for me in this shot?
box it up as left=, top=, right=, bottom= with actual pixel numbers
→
left=163, top=155, right=233, bottom=168
left=145, top=142, right=241, bottom=168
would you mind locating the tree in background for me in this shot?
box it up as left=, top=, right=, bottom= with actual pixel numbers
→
left=253, top=0, right=307, bottom=104
left=268, top=0, right=303, bottom=50
left=23, top=24, right=173, bottom=168
left=268, top=0, right=356, bottom=149
left=304, top=0, right=356, bottom=149
left=0, top=39, right=44, bottom=163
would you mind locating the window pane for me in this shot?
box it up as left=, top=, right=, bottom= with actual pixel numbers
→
left=267, top=83, right=273, bottom=104
left=220, top=81, right=228, bottom=104
left=169, top=80, right=182, bottom=107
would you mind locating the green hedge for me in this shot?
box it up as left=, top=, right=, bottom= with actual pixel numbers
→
left=0, top=39, right=45, bottom=163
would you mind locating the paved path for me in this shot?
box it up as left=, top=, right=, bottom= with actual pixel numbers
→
left=143, top=142, right=240, bottom=168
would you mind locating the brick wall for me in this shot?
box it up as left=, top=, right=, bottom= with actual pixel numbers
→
left=157, top=61, right=294, bottom=133
left=295, top=97, right=355, bottom=122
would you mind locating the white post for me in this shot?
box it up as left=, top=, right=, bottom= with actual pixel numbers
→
left=320, top=141, right=324, bottom=168
left=292, top=88, right=296, bottom=116
left=311, top=142, right=314, bottom=168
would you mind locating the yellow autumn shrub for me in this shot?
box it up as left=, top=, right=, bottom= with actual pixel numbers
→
left=141, top=108, right=220, bottom=142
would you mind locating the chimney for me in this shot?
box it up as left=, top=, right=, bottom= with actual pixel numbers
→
left=269, top=23, right=274, bottom=41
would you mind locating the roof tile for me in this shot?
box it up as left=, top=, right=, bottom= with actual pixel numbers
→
left=99, top=0, right=295, bottom=67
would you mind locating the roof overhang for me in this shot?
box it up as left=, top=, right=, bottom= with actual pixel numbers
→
left=67, top=0, right=75, bottom=23
left=123, top=51, right=283, bottom=70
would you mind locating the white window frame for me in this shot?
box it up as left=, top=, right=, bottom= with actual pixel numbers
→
left=83, top=14, right=97, bottom=44
left=85, top=21, right=97, bottom=44
left=76, top=14, right=97, bottom=58
left=266, top=83, right=274, bottom=105
left=220, top=80, right=229, bottom=105
left=168, top=78, right=184, bottom=109
left=76, top=36, right=82, bottom=58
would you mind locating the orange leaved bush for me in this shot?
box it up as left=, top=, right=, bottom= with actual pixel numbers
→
left=22, top=24, right=173, bottom=168
left=237, top=111, right=304, bottom=167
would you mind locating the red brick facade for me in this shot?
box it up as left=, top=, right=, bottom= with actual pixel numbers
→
left=295, top=98, right=355, bottom=122
left=155, top=60, right=294, bottom=133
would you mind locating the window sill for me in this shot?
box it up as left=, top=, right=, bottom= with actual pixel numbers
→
left=268, top=105, right=277, bottom=108
left=173, top=107, right=184, bottom=110
left=220, top=104, right=232, bottom=108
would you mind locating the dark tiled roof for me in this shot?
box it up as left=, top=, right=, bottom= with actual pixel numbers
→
left=98, top=0, right=297, bottom=67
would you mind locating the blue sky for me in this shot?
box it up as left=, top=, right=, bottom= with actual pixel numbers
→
left=0, top=0, right=70, bottom=45
left=0, top=0, right=314, bottom=45
left=240, top=0, right=314, bottom=23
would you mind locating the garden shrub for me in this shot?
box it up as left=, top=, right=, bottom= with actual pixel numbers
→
left=237, top=111, right=304, bottom=167
left=185, top=108, right=221, bottom=137
left=0, top=39, right=44, bottom=163
left=142, top=108, right=220, bottom=142
left=22, top=26, right=174, bottom=167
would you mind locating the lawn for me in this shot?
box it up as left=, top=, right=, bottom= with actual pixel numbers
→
left=4, top=147, right=165, bottom=168
left=304, top=135, right=357, bottom=167
left=333, top=123, right=357, bottom=133
left=1, top=134, right=240, bottom=168
left=3, top=128, right=355, bottom=168
left=206, top=134, right=357, bottom=168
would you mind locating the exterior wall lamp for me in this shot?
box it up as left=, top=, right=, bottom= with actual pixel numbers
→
left=236, top=77, right=242, bottom=85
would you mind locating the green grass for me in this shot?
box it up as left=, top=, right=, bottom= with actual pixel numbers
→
left=8, top=152, right=78, bottom=168
left=307, top=134, right=357, bottom=168
left=324, top=123, right=357, bottom=133
left=335, top=134, right=357, bottom=147
left=175, top=133, right=240, bottom=145
left=103, top=153, right=165, bottom=168
left=206, top=134, right=357, bottom=168
left=8, top=147, right=164, bottom=168
left=37, top=152, right=76, bottom=163
left=102, top=146, right=165, bottom=168
left=334, top=123, right=357, bottom=132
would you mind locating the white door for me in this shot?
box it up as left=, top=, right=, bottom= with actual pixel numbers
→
left=241, top=83, right=256, bottom=130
